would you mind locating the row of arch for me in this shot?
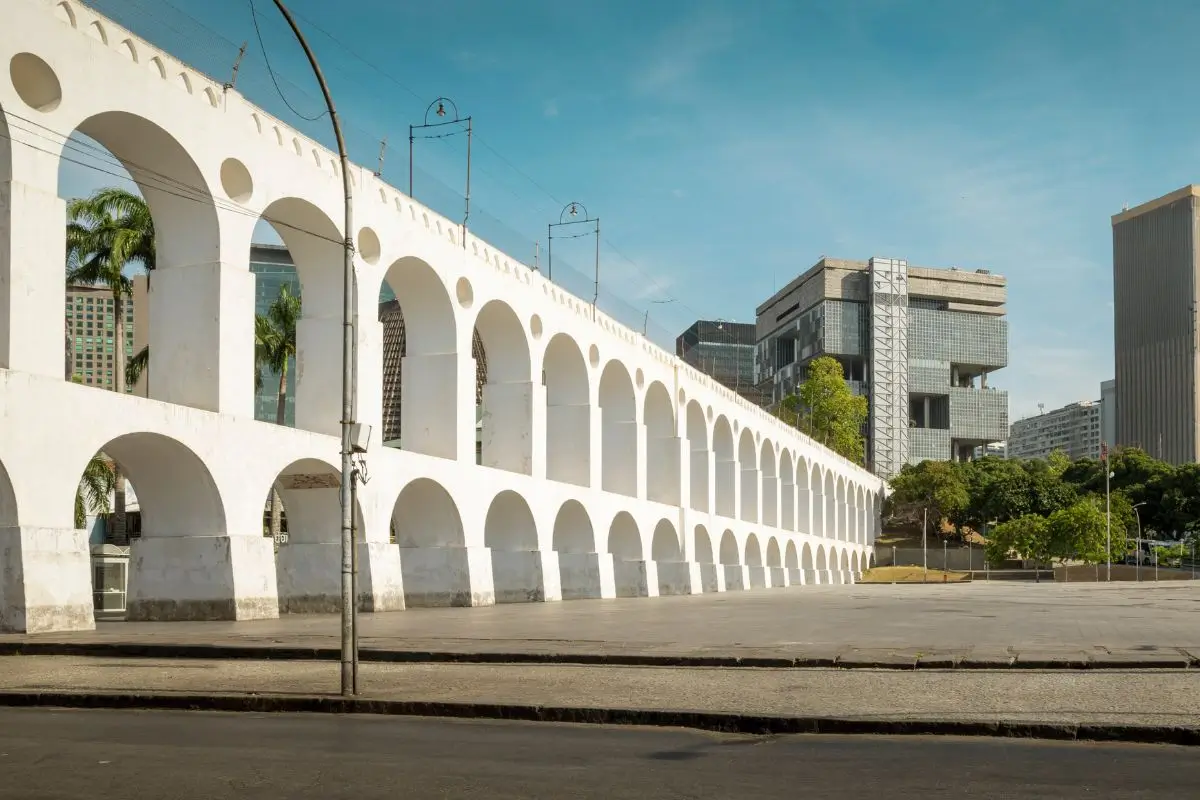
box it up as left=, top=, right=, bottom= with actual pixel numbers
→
left=2, top=14, right=881, bottom=548
left=397, top=476, right=867, bottom=572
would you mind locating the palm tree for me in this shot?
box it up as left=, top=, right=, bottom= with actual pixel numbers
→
left=66, top=187, right=155, bottom=545
left=125, top=344, right=149, bottom=389
left=75, top=454, right=117, bottom=530
left=255, top=284, right=301, bottom=542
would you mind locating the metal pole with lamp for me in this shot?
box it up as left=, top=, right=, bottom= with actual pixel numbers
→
left=409, top=97, right=472, bottom=244
left=1132, top=501, right=1145, bottom=582
left=1102, top=441, right=1111, bottom=581
left=268, top=0, right=365, bottom=697
left=922, top=507, right=928, bottom=583
left=546, top=202, right=600, bottom=308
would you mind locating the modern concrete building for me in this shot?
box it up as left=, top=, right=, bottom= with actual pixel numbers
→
left=1008, top=400, right=1102, bottom=461
left=675, top=320, right=769, bottom=407
left=755, top=256, right=1009, bottom=477
left=0, top=0, right=884, bottom=633
left=1100, top=379, right=1117, bottom=452
left=64, top=284, right=135, bottom=389
left=1111, top=185, right=1200, bottom=464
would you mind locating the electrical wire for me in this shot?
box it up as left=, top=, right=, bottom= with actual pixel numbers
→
left=247, top=0, right=327, bottom=123
left=229, top=2, right=700, bottom=315
left=91, top=0, right=700, bottom=322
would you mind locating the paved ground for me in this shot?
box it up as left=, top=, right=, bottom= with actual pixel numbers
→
left=3, top=707, right=1196, bottom=798
left=3, top=656, right=1199, bottom=730
left=6, top=582, right=1200, bottom=666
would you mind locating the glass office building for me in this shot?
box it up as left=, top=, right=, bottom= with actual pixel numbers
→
left=675, top=320, right=769, bottom=406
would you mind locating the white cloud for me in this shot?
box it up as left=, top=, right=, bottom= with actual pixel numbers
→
left=542, top=99, right=559, bottom=118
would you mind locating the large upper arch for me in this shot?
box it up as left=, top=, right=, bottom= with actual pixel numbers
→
left=543, top=333, right=590, bottom=487
left=473, top=299, right=533, bottom=474
left=685, top=400, right=709, bottom=513
left=737, top=428, right=757, bottom=523
left=599, top=360, right=637, bottom=497
left=643, top=381, right=679, bottom=504
left=63, top=110, right=220, bottom=271
left=779, top=448, right=795, bottom=531
left=712, top=416, right=735, bottom=518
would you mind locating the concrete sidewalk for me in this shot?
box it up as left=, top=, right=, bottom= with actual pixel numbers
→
left=0, top=655, right=1197, bottom=745
left=5, top=583, right=1200, bottom=669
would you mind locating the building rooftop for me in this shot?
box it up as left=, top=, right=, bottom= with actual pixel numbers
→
left=756, top=256, right=1006, bottom=318
left=1111, top=184, right=1200, bottom=226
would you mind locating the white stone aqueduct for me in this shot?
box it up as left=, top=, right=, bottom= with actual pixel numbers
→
left=0, top=0, right=886, bottom=633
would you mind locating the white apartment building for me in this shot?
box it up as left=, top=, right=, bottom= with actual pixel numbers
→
left=1008, top=400, right=1102, bottom=461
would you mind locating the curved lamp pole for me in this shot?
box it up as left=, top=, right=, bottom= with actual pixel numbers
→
left=269, top=0, right=360, bottom=698
left=409, top=97, right=473, bottom=240
left=1132, top=501, right=1145, bottom=582
left=546, top=202, right=601, bottom=316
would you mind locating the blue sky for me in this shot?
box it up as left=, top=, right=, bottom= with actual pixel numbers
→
left=66, top=0, right=1200, bottom=421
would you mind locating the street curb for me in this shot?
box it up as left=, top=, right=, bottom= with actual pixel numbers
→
left=0, top=642, right=1195, bottom=670
left=0, top=690, right=1196, bottom=746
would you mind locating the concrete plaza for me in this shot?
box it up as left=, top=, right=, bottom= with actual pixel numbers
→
left=4, top=582, right=1200, bottom=666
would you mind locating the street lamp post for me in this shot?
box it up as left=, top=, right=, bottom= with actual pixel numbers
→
left=268, top=0, right=359, bottom=697
left=546, top=202, right=601, bottom=316
left=409, top=97, right=472, bottom=240
left=1132, top=501, right=1145, bottom=583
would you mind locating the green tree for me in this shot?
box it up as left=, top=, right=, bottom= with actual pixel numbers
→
left=1050, top=498, right=1114, bottom=566
left=777, top=356, right=868, bottom=463
left=957, top=457, right=1032, bottom=531
left=66, top=187, right=155, bottom=546
left=254, top=285, right=301, bottom=543
left=1023, top=458, right=1078, bottom=518
left=985, top=513, right=1052, bottom=581
left=888, top=460, right=970, bottom=539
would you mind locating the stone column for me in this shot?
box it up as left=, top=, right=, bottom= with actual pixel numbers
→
left=400, top=545, right=495, bottom=607
left=613, top=558, right=659, bottom=597
left=491, top=549, right=561, bottom=603
left=558, top=552, right=617, bottom=600
left=0, top=162, right=65, bottom=378
left=740, top=467, right=760, bottom=523
left=481, top=381, right=537, bottom=475
left=655, top=560, right=702, bottom=595
left=0, top=527, right=94, bottom=633
left=797, top=487, right=813, bottom=536
left=723, top=564, right=750, bottom=591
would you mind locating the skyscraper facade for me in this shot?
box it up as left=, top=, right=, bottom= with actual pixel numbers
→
left=64, top=284, right=136, bottom=389
left=1111, top=185, right=1200, bottom=464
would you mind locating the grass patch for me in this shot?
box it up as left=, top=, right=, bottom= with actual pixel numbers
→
left=860, top=566, right=971, bottom=583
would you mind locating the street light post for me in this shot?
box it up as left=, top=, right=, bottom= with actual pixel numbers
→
left=409, top=97, right=472, bottom=241
left=1103, top=439, right=1112, bottom=581
left=1132, top=501, right=1145, bottom=583
left=546, top=202, right=601, bottom=316
left=269, top=0, right=358, bottom=697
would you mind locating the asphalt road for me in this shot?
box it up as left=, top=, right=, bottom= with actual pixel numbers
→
left=1, top=708, right=1197, bottom=799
